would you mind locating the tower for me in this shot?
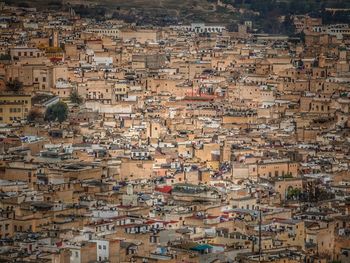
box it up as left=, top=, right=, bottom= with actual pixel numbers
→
left=51, top=30, right=59, bottom=48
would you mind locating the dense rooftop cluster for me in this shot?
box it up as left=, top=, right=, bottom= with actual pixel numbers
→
left=0, top=2, right=350, bottom=263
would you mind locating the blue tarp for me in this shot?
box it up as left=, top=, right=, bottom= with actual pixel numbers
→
left=191, top=244, right=213, bottom=251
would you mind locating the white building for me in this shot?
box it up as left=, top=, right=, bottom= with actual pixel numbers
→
left=93, top=240, right=109, bottom=262
left=93, top=56, right=113, bottom=66
left=85, top=28, right=120, bottom=37
left=312, top=24, right=350, bottom=39
left=174, top=23, right=226, bottom=33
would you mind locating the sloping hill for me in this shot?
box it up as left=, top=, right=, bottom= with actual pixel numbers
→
left=7, top=0, right=237, bottom=24
left=7, top=0, right=350, bottom=29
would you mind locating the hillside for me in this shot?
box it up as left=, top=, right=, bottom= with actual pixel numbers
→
left=6, top=0, right=350, bottom=32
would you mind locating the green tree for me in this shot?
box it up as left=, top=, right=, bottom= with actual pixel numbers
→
left=69, top=89, right=83, bottom=104
left=0, top=54, right=11, bottom=60
left=17, top=2, right=30, bottom=8
left=298, top=31, right=306, bottom=43
left=227, top=22, right=238, bottom=32
left=44, top=101, right=68, bottom=123
left=6, top=79, right=23, bottom=93
left=48, top=1, right=62, bottom=7
left=281, top=15, right=296, bottom=35
left=27, top=109, right=43, bottom=122
left=287, top=188, right=301, bottom=200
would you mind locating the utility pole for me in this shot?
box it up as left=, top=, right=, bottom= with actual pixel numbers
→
left=258, top=209, right=262, bottom=263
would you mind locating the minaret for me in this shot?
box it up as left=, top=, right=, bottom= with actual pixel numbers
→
left=52, top=30, right=59, bottom=48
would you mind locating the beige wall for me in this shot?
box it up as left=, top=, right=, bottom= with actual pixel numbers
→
left=249, top=161, right=299, bottom=178
left=274, top=179, right=303, bottom=201
left=194, top=143, right=220, bottom=162
left=0, top=217, right=13, bottom=238
left=119, top=159, right=154, bottom=181
left=120, top=30, right=160, bottom=44
left=77, top=80, right=114, bottom=103
left=3, top=166, right=38, bottom=186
